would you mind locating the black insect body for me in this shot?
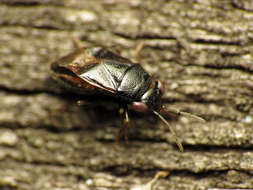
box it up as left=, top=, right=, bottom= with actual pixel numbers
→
left=52, top=47, right=162, bottom=109
left=51, top=45, right=203, bottom=151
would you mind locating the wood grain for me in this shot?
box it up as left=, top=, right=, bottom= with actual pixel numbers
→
left=0, top=0, right=253, bottom=189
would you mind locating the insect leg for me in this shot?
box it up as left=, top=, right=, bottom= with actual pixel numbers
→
left=72, top=37, right=87, bottom=49
left=76, top=100, right=93, bottom=107
left=116, top=105, right=130, bottom=143
left=134, top=42, right=145, bottom=64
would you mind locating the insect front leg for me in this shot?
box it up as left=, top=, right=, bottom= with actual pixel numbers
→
left=116, top=105, right=130, bottom=143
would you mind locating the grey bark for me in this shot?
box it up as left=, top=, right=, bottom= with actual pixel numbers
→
left=0, top=0, right=253, bottom=189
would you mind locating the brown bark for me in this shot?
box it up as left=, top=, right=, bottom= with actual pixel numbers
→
left=0, top=0, right=253, bottom=189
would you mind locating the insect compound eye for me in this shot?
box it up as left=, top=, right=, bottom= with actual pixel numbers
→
left=156, top=80, right=165, bottom=94
left=132, top=102, right=149, bottom=112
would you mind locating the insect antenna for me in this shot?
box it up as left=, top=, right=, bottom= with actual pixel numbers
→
left=177, top=111, right=206, bottom=122
left=162, top=106, right=206, bottom=123
left=153, top=110, right=184, bottom=152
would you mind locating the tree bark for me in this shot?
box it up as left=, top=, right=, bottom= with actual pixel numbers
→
left=0, top=0, right=253, bottom=189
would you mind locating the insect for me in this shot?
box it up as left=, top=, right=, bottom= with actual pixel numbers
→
left=51, top=41, right=205, bottom=152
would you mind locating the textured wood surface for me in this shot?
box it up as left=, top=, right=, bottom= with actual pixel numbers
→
left=1, top=0, right=253, bottom=189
